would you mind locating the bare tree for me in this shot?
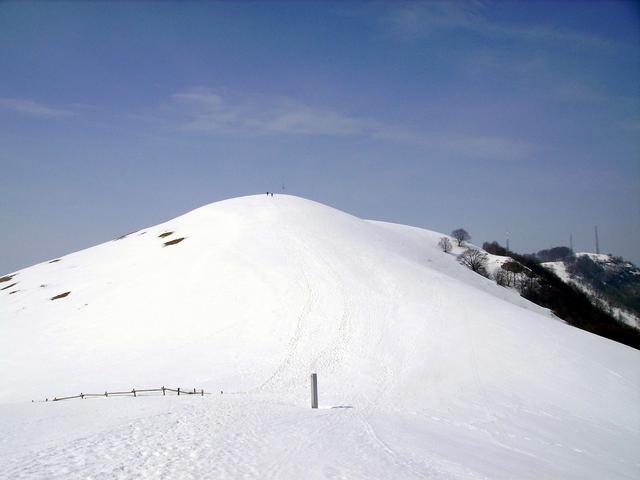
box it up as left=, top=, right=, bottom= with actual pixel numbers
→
left=517, top=269, right=537, bottom=295
left=451, top=228, right=471, bottom=246
left=493, top=268, right=508, bottom=286
left=438, top=237, right=452, bottom=253
left=501, top=260, right=525, bottom=287
left=458, top=248, right=488, bottom=276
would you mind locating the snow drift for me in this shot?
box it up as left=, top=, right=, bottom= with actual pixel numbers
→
left=1, top=194, right=638, bottom=479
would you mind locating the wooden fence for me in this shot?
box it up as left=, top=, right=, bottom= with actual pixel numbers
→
left=34, top=386, right=212, bottom=403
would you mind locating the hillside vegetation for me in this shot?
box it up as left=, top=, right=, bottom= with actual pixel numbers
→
left=483, top=242, right=640, bottom=349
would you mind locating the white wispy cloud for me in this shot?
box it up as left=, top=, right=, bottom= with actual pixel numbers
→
left=0, top=98, right=75, bottom=118
left=172, top=88, right=375, bottom=137
left=384, top=1, right=614, bottom=50
left=371, top=124, right=533, bottom=160
left=170, top=87, right=533, bottom=161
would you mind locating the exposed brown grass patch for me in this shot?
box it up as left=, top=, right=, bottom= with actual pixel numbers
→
left=51, top=291, right=71, bottom=300
left=158, top=231, right=174, bottom=238
left=163, top=237, right=185, bottom=247
left=1, top=282, right=17, bottom=291
left=116, top=230, right=139, bottom=240
left=49, top=259, right=61, bottom=264
left=0, top=274, right=15, bottom=283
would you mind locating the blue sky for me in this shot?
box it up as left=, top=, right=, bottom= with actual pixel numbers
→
left=1, top=0, right=638, bottom=273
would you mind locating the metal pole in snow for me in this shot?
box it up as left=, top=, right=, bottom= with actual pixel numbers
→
left=310, top=373, right=318, bottom=409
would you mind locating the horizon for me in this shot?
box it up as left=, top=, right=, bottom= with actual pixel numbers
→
left=1, top=1, right=638, bottom=273
left=1, top=191, right=631, bottom=274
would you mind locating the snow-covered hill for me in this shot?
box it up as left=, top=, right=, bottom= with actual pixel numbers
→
left=1, top=195, right=638, bottom=479
left=544, top=253, right=640, bottom=329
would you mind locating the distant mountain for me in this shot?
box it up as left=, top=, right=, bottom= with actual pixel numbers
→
left=483, top=242, right=640, bottom=348
left=543, top=252, right=640, bottom=330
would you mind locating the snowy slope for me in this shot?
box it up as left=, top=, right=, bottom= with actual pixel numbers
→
left=544, top=254, right=640, bottom=329
left=1, top=194, right=638, bottom=479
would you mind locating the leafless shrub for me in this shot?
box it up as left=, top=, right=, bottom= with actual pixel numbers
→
left=438, top=237, right=452, bottom=253
left=458, top=248, right=489, bottom=276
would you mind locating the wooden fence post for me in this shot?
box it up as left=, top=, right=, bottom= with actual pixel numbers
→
left=310, top=373, right=318, bottom=409
left=44, top=385, right=208, bottom=402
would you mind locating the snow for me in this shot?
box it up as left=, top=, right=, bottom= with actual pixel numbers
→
left=1, top=194, right=639, bottom=479
left=543, top=257, right=640, bottom=329
left=577, top=252, right=616, bottom=263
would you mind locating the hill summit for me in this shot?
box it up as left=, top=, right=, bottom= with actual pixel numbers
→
left=1, top=194, right=638, bottom=479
